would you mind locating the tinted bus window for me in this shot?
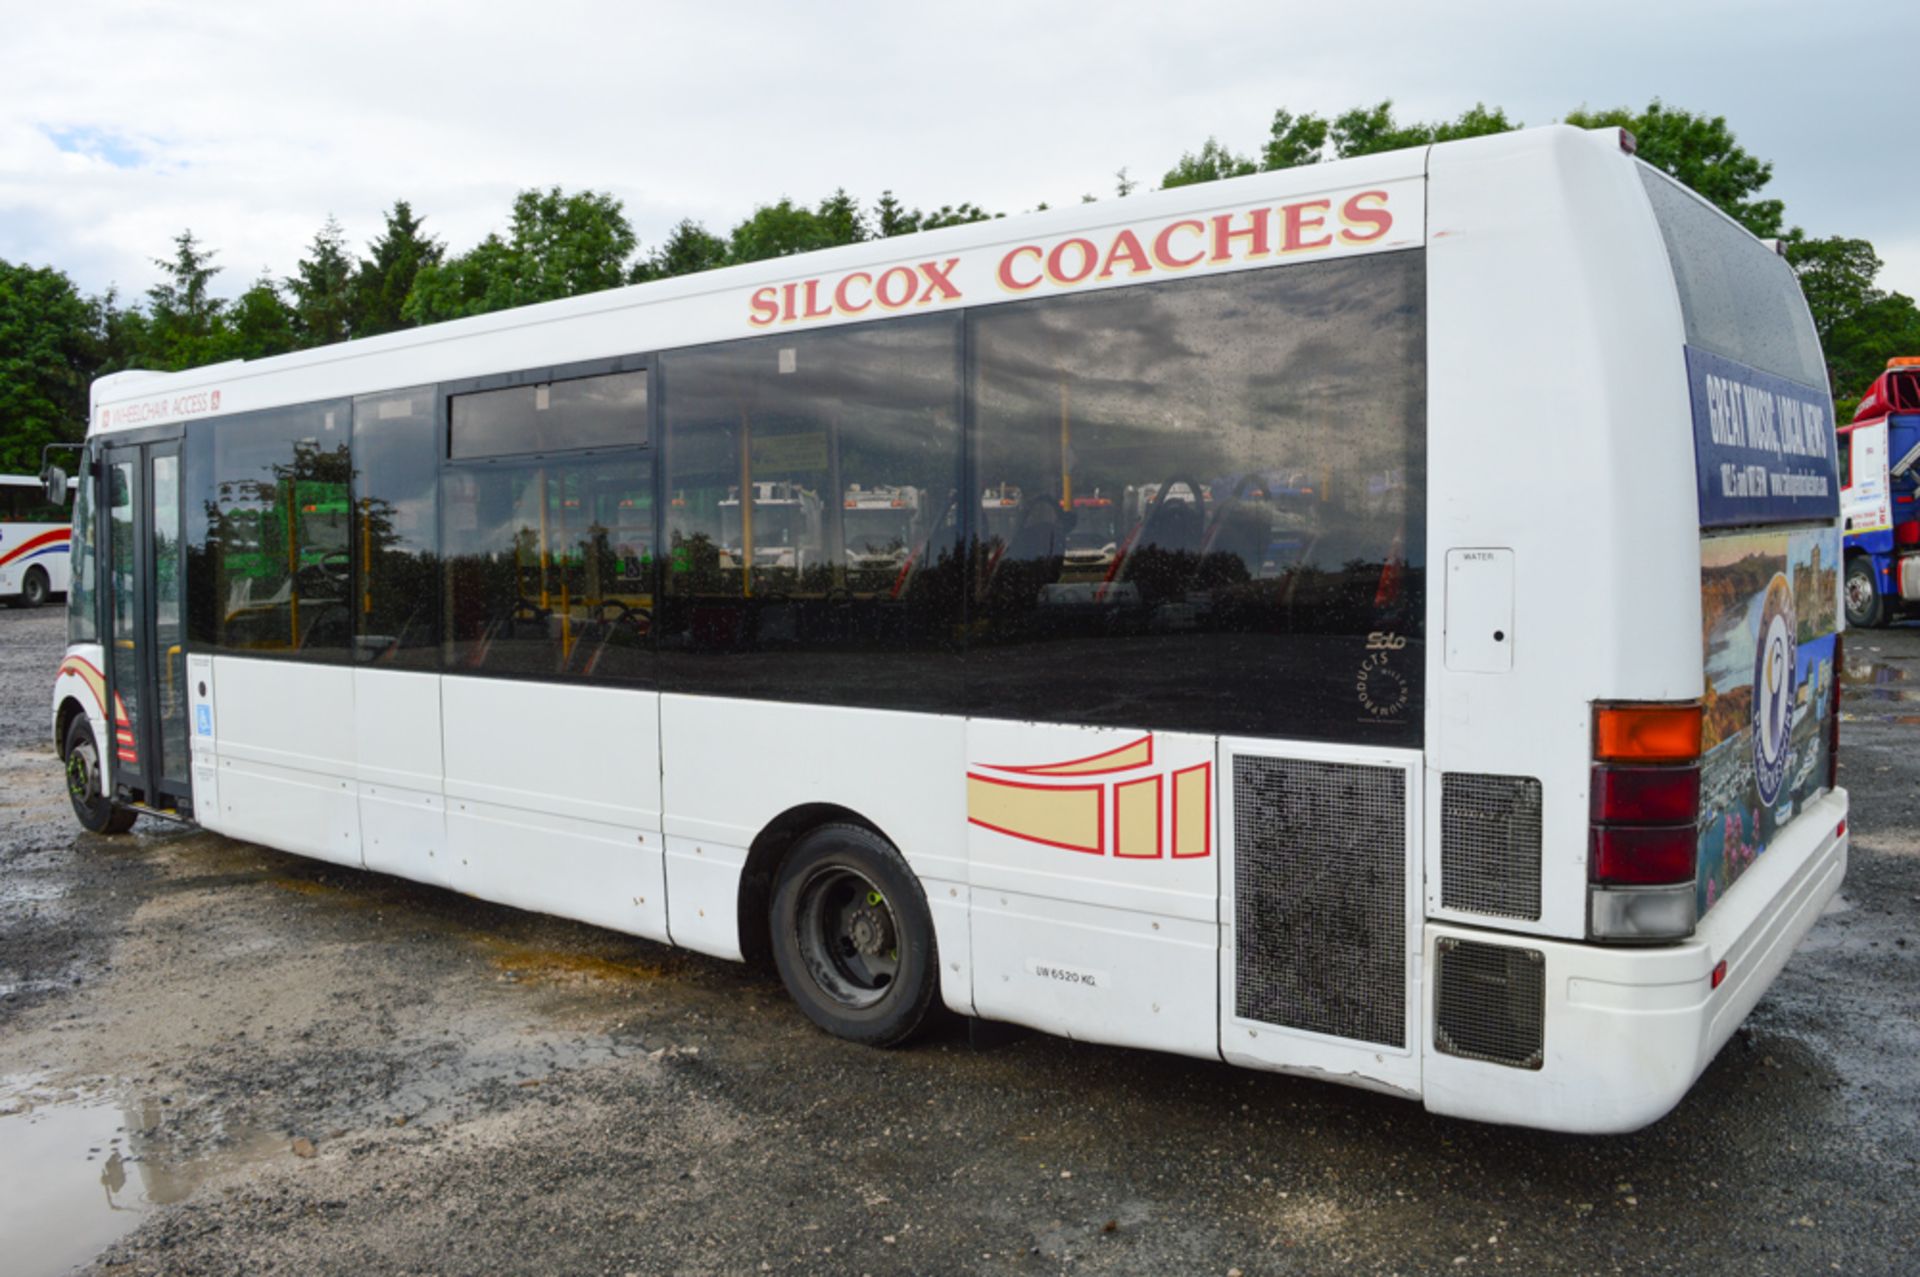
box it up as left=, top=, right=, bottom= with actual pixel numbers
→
left=442, top=453, right=654, bottom=681
left=968, top=255, right=1427, bottom=743
left=69, top=464, right=97, bottom=644
left=657, top=315, right=965, bottom=712
left=450, top=368, right=648, bottom=459
left=353, top=388, right=441, bottom=668
left=1638, top=168, right=1825, bottom=389
left=188, top=402, right=354, bottom=659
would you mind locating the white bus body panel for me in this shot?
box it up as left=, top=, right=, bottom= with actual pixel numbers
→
left=442, top=676, right=667, bottom=943
left=205, top=658, right=361, bottom=868
left=51, top=641, right=113, bottom=791
left=355, top=668, right=450, bottom=890
left=660, top=695, right=972, bottom=1007
left=1424, top=792, right=1845, bottom=1132
left=966, top=721, right=1218, bottom=1061
left=1422, top=126, right=1703, bottom=942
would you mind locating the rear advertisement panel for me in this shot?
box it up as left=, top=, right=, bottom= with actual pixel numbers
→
left=1686, top=346, right=1838, bottom=529
left=1697, top=526, right=1840, bottom=914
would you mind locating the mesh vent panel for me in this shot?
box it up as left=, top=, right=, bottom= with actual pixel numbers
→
left=1434, top=938, right=1545, bottom=1069
left=1441, top=773, right=1542, bottom=920
left=1232, top=756, right=1406, bottom=1048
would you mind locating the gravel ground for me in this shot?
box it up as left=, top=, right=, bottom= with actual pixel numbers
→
left=1, top=602, right=1917, bottom=1276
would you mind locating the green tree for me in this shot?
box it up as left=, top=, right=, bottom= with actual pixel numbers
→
left=1261, top=108, right=1330, bottom=169
left=351, top=201, right=442, bottom=337
left=1161, top=137, right=1258, bottom=190
left=0, top=259, right=96, bottom=469
left=222, top=275, right=300, bottom=361
left=729, top=190, right=870, bottom=264
left=1825, top=295, right=1920, bottom=417
left=404, top=187, right=637, bottom=324
left=630, top=219, right=730, bottom=282
left=79, top=287, right=149, bottom=382
left=144, top=230, right=227, bottom=370
left=1330, top=100, right=1520, bottom=158
left=874, top=192, right=995, bottom=236
left=1785, top=234, right=1920, bottom=415
left=403, top=233, right=518, bottom=325
left=1564, top=102, right=1782, bottom=236
left=1786, top=235, right=1883, bottom=352
left=286, top=215, right=357, bottom=347
left=503, top=186, right=636, bottom=302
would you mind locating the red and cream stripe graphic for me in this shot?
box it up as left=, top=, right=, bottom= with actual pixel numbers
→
left=967, top=735, right=1210, bottom=860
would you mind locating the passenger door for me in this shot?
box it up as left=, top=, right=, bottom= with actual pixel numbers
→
left=101, top=438, right=191, bottom=813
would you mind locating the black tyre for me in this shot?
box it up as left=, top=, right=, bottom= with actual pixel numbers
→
left=20, top=567, right=50, bottom=609
left=770, top=823, right=939, bottom=1047
left=1844, top=557, right=1884, bottom=629
left=64, top=715, right=136, bottom=835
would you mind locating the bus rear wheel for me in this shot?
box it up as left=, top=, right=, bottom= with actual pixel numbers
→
left=1845, top=557, right=1884, bottom=629
left=20, top=567, right=50, bottom=608
left=64, top=715, right=136, bottom=835
left=770, top=823, right=939, bottom=1048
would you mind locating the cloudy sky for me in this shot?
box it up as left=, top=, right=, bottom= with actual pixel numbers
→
left=5, top=0, right=1916, bottom=305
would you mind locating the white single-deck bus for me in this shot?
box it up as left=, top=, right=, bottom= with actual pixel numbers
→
left=2, top=473, right=75, bottom=607
left=48, top=126, right=1849, bottom=1133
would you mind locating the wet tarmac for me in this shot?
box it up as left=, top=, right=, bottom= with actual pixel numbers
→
left=2, top=604, right=1919, bottom=1275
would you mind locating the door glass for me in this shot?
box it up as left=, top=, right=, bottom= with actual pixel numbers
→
left=107, top=458, right=142, bottom=788
left=153, top=451, right=189, bottom=786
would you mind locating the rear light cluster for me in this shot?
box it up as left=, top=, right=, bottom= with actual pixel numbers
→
left=1588, top=703, right=1702, bottom=943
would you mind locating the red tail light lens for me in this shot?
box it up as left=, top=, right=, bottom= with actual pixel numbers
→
left=1591, top=764, right=1701, bottom=824
left=1591, top=825, right=1697, bottom=885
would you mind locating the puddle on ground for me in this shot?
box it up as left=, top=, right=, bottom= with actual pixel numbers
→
left=475, top=936, right=674, bottom=985
left=0, top=1078, right=289, bottom=1277
left=1840, top=656, right=1920, bottom=723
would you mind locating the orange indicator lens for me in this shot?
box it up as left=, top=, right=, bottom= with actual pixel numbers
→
left=1593, top=703, right=1703, bottom=764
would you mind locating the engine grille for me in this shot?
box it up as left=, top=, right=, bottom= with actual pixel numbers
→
left=1232, top=755, right=1406, bottom=1048
left=1440, top=773, right=1542, bottom=920
left=1434, top=937, right=1545, bottom=1069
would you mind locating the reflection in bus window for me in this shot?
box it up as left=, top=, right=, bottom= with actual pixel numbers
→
left=658, top=314, right=964, bottom=712
left=442, top=456, right=654, bottom=681
left=187, top=402, right=354, bottom=659
left=968, top=255, right=1427, bottom=743
left=353, top=388, right=442, bottom=668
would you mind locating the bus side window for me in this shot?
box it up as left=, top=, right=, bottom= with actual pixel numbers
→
left=657, top=315, right=965, bottom=712
left=352, top=388, right=441, bottom=668
left=967, top=256, right=1426, bottom=741
left=1839, top=429, right=1852, bottom=489
left=188, top=402, right=354, bottom=660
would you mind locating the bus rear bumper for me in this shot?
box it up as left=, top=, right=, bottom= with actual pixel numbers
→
left=1420, top=788, right=1848, bottom=1134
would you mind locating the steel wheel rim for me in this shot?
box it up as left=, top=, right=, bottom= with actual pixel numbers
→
left=793, top=865, right=900, bottom=1009
left=1845, top=571, right=1873, bottom=615
left=67, top=738, right=99, bottom=806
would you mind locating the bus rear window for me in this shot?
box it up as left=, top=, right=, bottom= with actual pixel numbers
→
left=1638, top=167, right=1825, bottom=389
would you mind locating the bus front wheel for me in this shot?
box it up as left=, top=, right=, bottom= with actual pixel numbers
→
left=20, top=567, right=50, bottom=609
left=64, top=716, right=136, bottom=835
left=770, top=823, right=939, bottom=1048
left=1845, top=557, right=1885, bottom=629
